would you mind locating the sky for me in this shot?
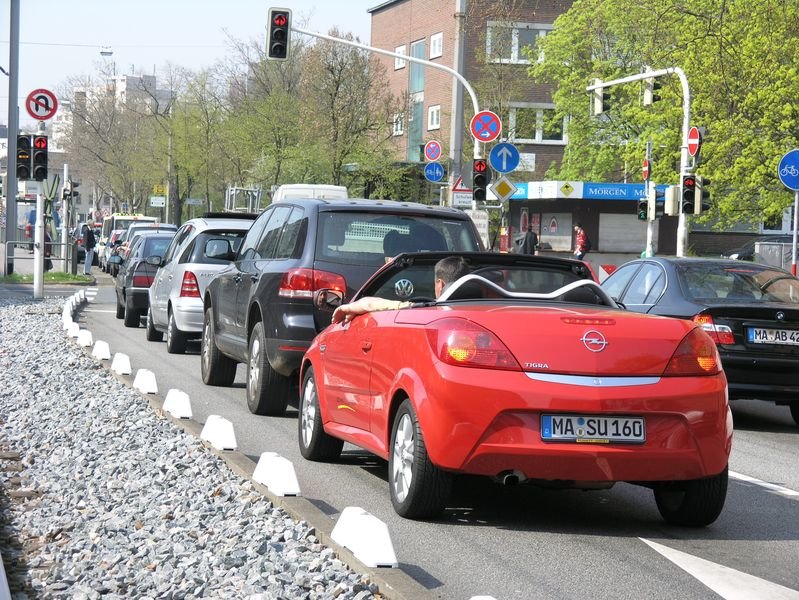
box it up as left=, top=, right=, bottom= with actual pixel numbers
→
left=1, top=0, right=377, bottom=130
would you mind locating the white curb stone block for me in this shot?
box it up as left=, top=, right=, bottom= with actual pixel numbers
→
left=79, top=289, right=86, bottom=302
left=62, top=315, right=73, bottom=330
left=331, top=507, right=398, bottom=568
left=163, top=389, right=192, bottom=419
left=253, top=452, right=302, bottom=497
left=200, top=415, right=237, bottom=451
left=133, top=369, right=158, bottom=394
left=111, top=353, right=132, bottom=375
left=71, top=291, right=79, bottom=303
left=77, top=329, right=93, bottom=347
left=67, top=322, right=80, bottom=338
left=91, top=341, right=111, bottom=360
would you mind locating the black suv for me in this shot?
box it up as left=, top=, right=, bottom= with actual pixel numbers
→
left=201, top=198, right=484, bottom=416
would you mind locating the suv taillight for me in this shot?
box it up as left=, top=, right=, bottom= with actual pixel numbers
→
left=278, top=268, right=346, bottom=299
left=180, top=271, right=200, bottom=298
left=692, top=312, right=735, bottom=345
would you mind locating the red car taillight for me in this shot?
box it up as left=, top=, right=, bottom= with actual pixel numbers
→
left=692, top=312, right=735, bottom=345
left=663, top=327, right=721, bottom=376
left=278, top=268, right=346, bottom=299
left=426, top=318, right=521, bottom=371
left=132, top=264, right=154, bottom=288
left=179, top=271, right=201, bottom=298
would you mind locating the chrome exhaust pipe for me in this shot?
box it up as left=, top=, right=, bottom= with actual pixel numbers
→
left=498, top=470, right=526, bottom=486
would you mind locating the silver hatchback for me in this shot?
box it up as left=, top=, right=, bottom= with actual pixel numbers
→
left=146, top=213, right=257, bottom=353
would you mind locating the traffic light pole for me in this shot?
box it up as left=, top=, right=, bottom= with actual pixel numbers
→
left=644, top=140, right=655, bottom=257
left=4, top=0, right=20, bottom=275
left=587, top=67, right=692, bottom=256
left=290, top=26, right=483, bottom=161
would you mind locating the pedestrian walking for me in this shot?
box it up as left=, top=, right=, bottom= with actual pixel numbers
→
left=82, top=224, right=96, bottom=275
left=573, top=223, right=591, bottom=260
left=518, top=225, right=539, bottom=255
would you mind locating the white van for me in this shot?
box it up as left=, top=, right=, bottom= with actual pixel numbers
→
left=271, top=184, right=349, bottom=202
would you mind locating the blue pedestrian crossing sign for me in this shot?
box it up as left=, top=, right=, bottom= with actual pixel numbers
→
left=424, top=162, right=446, bottom=182
left=489, top=142, right=520, bottom=173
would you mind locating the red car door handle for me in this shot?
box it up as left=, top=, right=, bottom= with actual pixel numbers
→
left=361, top=341, right=372, bottom=352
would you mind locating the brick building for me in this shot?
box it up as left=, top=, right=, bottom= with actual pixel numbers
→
left=368, top=0, right=573, bottom=184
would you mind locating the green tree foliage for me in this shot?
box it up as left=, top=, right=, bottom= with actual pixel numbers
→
left=532, top=0, right=799, bottom=227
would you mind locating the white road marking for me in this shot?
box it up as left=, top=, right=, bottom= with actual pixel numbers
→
left=641, top=538, right=799, bottom=599
left=730, top=471, right=799, bottom=498
left=84, top=309, right=116, bottom=314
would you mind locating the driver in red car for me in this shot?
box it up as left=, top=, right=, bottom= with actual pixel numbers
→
left=332, top=256, right=470, bottom=324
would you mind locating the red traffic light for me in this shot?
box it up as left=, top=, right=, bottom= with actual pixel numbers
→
left=34, top=135, right=48, bottom=149
left=273, top=13, right=287, bottom=26
left=683, top=176, right=696, bottom=188
left=473, top=159, right=487, bottom=173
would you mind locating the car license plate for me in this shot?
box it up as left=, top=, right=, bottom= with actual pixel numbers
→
left=747, top=327, right=799, bottom=346
left=541, top=414, right=645, bottom=444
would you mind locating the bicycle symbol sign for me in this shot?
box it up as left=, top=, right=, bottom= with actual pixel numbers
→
left=778, top=149, right=799, bottom=191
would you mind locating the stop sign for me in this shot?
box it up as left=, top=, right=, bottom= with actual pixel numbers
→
left=687, top=126, right=702, bottom=157
left=642, top=159, right=650, bottom=180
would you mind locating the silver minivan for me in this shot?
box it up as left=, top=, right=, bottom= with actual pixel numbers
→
left=146, top=213, right=257, bottom=353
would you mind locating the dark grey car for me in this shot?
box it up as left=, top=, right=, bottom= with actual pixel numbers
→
left=601, top=257, right=799, bottom=425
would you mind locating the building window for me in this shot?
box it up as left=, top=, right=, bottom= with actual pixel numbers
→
left=409, top=39, right=426, bottom=94
left=427, top=105, right=441, bottom=130
left=504, top=103, right=567, bottom=144
left=392, top=113, right=404, bottom=136
left=407, top=95, right=424, bottom=161
left=486, top=22, right=551, bottom=64
left=430, top=32, right=443, bottom=59
left=394, top=45, right=407, bottom=70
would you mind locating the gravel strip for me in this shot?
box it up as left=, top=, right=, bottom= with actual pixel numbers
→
left=0, top=296, right=379, bottom=600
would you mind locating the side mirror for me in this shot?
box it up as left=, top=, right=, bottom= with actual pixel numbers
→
left=109, top=255, right=123, bottom=265
left=145, top=255, right=162, bottom=267
left=205, top=238, right=235, bottom=261
left=313, top=289, right=345, bottom=311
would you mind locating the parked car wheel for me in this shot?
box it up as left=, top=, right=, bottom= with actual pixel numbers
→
left=200, top=307, right=236, bottom=386
left=145, top=307, right=163, bottom=342
left=246, top=321, right=291, bottom=416
left=115, top=294, right=125, bottom=319
left=389, top=399, right=452, bottom=519
left=166, top=310, right=187, bottom=354
left=654, top=467, right=728, bottom=527
left=298, top=366, right=343, bottom=461
left=123, top=296, right=140, bottom=328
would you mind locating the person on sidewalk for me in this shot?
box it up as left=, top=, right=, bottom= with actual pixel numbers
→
left=573, top=223, right=591, bottom=261
left=82, top=224, right=96, bottom=275
left=518, top=225, right=539, bottom=255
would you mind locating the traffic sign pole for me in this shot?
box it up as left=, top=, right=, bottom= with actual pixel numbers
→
left=778, top=149, right=799, bottom=275
left=644, top=140, right=655, bottom=257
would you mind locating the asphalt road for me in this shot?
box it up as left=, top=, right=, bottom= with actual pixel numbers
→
left=77, top=272, right=799, bottom=600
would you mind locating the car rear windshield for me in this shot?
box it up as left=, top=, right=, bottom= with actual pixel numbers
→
left=316, top=212, right=481, bottom=266
left=678, top=264, right=799, bottom=303
left=184, top=230, right=248, bottom=264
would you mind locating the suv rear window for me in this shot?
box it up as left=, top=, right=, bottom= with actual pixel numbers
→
left=316, top=212, right=480, bottom=266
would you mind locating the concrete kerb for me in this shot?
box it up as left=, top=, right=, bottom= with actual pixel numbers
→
left=69, top=303, right=434, bottom=600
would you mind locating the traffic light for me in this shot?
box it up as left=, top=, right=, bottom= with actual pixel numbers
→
left=664, top=185, right=679, bottom=216
left=694, top=176, right=711, bottom=215
left=266, top=8, right=292, bottom=60
left=681, top=174, right=697, bottom=214
left=16, top=134, right=32, bottom=180
left=654, top=185, right=665, bottom=219
left=72, top=180, right=81, bottom=200
left=637, top=196, right=649, bottom=221
left=472, top=158, right=491, bottom=203
left=32, top=135, right=48, bottom=181
left=590, top=78, right=611, bottom=116
left=643, top=76, right=662, bottom=106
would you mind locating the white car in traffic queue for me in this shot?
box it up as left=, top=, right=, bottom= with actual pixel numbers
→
left=146, top=213, right=257, bottom=353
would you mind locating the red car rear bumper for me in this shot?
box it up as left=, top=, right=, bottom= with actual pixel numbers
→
left=414, top=368, right=732, bottom=483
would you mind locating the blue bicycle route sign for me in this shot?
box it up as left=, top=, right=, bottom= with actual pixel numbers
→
left=778, top=149, right=799, bottom=191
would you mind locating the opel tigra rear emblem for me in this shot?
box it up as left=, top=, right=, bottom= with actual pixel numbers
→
left=581, top=330, right=608, bottom=352
left=776, top=311, right=785, bottom=321
left=394, top=278, right=414, bottom=298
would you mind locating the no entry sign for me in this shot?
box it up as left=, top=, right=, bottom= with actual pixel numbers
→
left=687, top=126, right=702, bottom=157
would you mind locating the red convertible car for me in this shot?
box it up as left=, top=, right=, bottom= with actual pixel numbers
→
left=299, top=252, right=733, bottom=526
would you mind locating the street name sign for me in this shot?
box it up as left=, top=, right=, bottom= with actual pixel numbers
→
left=149, top=196, right=166, bottom=207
